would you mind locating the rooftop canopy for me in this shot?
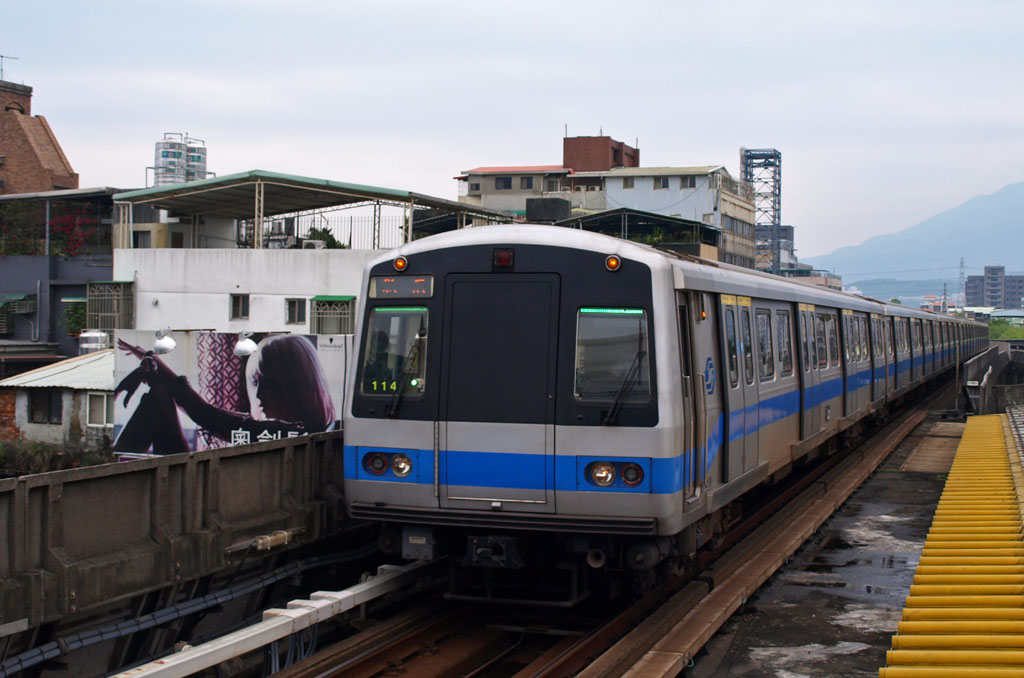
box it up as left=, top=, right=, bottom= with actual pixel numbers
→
left=113, top=169, right=508, bottom=221
left=555, top=207, right=720, bottom=249
left=111, top=170, right=512, bottom=248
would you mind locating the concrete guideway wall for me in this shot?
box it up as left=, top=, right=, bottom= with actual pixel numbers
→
left=0, top=430, right=346, bottom=633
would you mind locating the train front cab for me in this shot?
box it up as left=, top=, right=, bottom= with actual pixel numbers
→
left=344, top=238, right=695, bottom=572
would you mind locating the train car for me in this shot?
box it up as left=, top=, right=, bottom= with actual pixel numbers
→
left=342, top=225, right=985, bottom=599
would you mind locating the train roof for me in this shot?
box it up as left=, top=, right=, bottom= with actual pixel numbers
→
left=377, top=225, right=982, bottom=326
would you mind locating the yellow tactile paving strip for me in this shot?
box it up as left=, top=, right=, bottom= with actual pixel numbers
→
left=880, top=414, right=1024, bottom=678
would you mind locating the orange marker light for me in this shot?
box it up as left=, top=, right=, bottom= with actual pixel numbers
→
left=605, top=255, right=622, bottom=271
left=393, top=256, right=408, bottom=271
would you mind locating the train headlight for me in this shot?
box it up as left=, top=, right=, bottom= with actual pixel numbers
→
left=365, top=452, right=388, bottom=475
left=393, top=256, right=408, bottom=271
left=391, top=453, right=413, bottom=477
left=589, top=462, right=616, bottom=487
left=605, top=255, right=622, bottom=271
left=621, top=462, right=644, bottom=487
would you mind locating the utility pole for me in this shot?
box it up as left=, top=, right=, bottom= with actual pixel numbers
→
left=958, top=257, right=966, bottom=307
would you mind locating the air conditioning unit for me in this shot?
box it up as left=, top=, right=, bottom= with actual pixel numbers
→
left=302, top=239, right=326, bottom=250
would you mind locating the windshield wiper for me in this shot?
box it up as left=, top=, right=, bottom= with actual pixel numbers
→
left=602, top=350, right=647, bottom=426
left=385, top=331, right=424, bottom=418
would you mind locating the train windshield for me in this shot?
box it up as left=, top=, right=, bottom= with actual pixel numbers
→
left=360, top=307, right=428, bottom=397
left=574, top=308, right=651, bottom=402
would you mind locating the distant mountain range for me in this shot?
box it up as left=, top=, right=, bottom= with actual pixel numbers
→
left=803, top=181, right=1024, bottom=304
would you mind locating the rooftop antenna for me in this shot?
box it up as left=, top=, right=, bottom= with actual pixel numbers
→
left=564, top=123, right=567, bottom=138
left=0, top=54, right=19, bottom=81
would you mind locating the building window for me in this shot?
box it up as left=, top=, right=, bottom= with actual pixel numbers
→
left=87, top=282, right=134, bottom=331
left=29, top=390, right=62, bottom=424
left=680, top=175, right=696, bottom=189
left=87, top=392, right=114, bottom=427
left=623, top=177, right=634, bottom=189
left=653, top=176, right=669, bottom=190
left=495, top=176, right=512, bottom=190
left=312, top=298, right=355, bottom=334
left=231, top=294, right=250, bottom=320
left=469, top=182, right=480, bottom=191
left=545, top=179, right=559, bottom=192
left=132, top=231, right=151, bottom=248
left=286, top=298, right=307, bottom=325
left=520, top=176, right=533, bottom=190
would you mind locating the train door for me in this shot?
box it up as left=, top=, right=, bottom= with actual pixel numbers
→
left=438, top=274, right=559, bottom=512
left=719, top=295, right=742, bottom=481
left=677, top=293, right=697, bottom=499
left=842, top=311, right=856, bottom=418
left=885, top=317, right=895, bottom=393
left=719, top=295, right=757, bottom=480
left=911, top=319, right=922, bottom=382
left=798, top=304, right=821, bottom=439
left=895, top=318, right=909, bottom=391
left=870, top=315, right=885, bottom=404
left=738, top=300, right=759, bottom=472
left=682, top=292, right=719, bottom=496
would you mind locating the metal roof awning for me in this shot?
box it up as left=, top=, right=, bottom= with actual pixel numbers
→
left=310, top=295, right=356, bottom=301
left=112, top=169, right=510, bottom=222
left=556, top=207, right=720, bottom=246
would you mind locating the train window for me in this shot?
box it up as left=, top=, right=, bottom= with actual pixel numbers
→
left=725, top=309, right=739, bottom=387
left=741, top=309, right=754, bottom=384
left=776, top=311, right=793, bottom=376
left=826, top=314, right=839, bottom=367
left=755, top=309, right=775, bottom=380
left=800, top=313, right=809, bottom=371
left=842, top=316, right=851, bottom=362
left=814, top=314, right=827, bottom=368
left=574, top=308, right=651, bottom=402
left=859, top=318, right=868, bottom=359
left=360, top=307, right=428, bottom=397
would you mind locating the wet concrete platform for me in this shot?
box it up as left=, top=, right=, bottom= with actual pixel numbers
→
left=687, top=413, right=964, bottom=678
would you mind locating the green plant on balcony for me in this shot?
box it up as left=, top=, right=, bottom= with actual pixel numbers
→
left=65, top=303, right=87, bottom=337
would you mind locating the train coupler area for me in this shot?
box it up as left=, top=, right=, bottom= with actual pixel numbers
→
left=465, top=535, right=525, bottom=568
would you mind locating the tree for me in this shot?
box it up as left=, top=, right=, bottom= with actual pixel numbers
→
left=305, top=227, right=346, bottom=249
left=988, top=319, right=1024, bottom=340
left=889, top=298, right=902, bottom=305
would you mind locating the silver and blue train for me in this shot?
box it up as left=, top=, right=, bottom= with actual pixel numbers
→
left=342, top=225, right=986, bottom=578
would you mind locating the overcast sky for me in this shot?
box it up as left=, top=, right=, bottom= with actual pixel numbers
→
left=3, top=0, right=1022, bottom=258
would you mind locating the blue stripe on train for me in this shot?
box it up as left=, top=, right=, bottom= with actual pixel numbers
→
left=345, top=353, right=953, bottom=495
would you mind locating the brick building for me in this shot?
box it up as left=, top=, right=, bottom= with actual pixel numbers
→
left=562, top=136, right=639, bottom=172
left=0, top=80, right=79, bottom=195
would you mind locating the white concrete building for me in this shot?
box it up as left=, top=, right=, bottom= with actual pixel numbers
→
left=114, top=248, right=378, bottom=334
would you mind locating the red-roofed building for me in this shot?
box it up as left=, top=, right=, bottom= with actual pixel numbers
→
left=456, top=136, right=641, bottom=214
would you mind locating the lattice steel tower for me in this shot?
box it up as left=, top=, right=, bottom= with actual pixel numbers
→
left=741, top=148, right=782, bottom=274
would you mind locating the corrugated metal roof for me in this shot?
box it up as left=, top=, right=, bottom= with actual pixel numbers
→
left=461, top=165, right=568, bottom=175
left=113, top=170, right=510, bottom=221
left=0, top=349, right=114, bottom=391
left=991, top=309, right=1024, bottom=318
left=572, top=166, right=723, bottom=178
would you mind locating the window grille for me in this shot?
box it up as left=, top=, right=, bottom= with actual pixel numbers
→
left=312, top=298, right=354, bottom=334
left=87, top=282, right=134, bottom=330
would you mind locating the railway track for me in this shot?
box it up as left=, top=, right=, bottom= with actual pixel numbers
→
left=277, top=396, right=939, bottom=678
